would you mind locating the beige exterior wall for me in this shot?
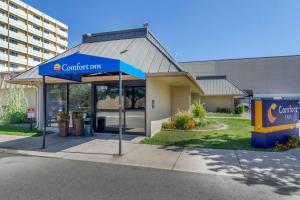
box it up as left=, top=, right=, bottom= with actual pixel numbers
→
left=145, top=78, right=195, bottom=137
left=171, top=86, right=191, bottom=115
left=191, top=93, right=200, bottom=104
left=201, top=95, right=234, bottom=112
left=0, top=87, right=36, bottom=114
left=146, top=77, right=171, bottom=137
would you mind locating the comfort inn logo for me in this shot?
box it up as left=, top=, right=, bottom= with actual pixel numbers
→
left=267, top=103, right=277, bottom=123
left=54, top=63, right=61, bottom=71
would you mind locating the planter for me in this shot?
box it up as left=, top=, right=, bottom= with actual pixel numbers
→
left=58, top=121, right=69, bottom=137
left=57, top=112, right=70, bottom=137
left=73, top=118, right=84, bottom=136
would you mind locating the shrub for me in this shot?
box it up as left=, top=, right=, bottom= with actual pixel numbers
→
left=2, top=88, right=29, bottom=124
left=215, top=107, right=231, bottom=113
left=162, top=120, right=176, bottom=129
left=234, top=104, right=244, bottom=114
left=191, top=102, right=206, bottom=119
left=197, top=119, right=220, bottom=128
left=173, top=111, right=196, bottom=130
left=274, top=136, right=299, bottom=151
left=197, top=118, right=208, bottom=127
left=72, top=111, right=84, bottom=119
left=57, top=112, right=70, bottom=123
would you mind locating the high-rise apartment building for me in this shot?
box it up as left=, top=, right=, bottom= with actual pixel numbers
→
left=0, top=0, right=68, bottom=72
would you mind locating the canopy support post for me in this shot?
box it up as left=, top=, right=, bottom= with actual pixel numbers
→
left=118, top=72, right=123, bottom=155
left=42, top=76, right=46, bottom=149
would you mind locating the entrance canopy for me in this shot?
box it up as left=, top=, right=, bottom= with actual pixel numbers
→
left=38, top=52, right=145, bottom=81
left=38, top=52, right=145, bottom=155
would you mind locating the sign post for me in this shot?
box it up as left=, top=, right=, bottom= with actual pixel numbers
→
left=27, top=108, right=35, bottom=131
left=251, top=99, right=299, bottom=148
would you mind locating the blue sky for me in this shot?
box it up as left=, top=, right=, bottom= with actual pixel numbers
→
left=23, top=0, right=300, bottom=61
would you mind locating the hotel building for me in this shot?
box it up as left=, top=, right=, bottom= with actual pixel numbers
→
left=0, top=0, right=68, bottom=72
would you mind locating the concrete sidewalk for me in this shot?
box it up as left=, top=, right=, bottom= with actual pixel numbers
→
left=0, top=133, right=300, bottom=193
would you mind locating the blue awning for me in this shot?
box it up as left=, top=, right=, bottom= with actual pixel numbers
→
left=38, top=52, right=145, bottom=81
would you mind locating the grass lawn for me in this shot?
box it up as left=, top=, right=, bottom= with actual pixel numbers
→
left=141, top=118, right=264, bottom=151
left=206, top=112, right=241, bottom=118
left=0, top=125, right=43, bottom=137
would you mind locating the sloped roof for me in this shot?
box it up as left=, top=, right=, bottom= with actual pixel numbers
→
left=0, top=72, right=33, bottom=89
left=0, top=72, right=32, bottom=89
left=196, top=76, right=245, bottom=96
left=11, top=28, right=182, bottom=81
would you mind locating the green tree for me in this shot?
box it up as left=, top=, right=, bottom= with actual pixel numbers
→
left=3, top=88, right=29, bottom=123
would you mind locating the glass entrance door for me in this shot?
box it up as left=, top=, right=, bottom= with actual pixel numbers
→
left=95, top=85, right=121, bottom=132
left=94, top=83, right=145, bottom=135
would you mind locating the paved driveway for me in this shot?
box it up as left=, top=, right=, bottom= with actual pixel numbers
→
left=2, top=153, right=300, bottom=200
left=0, top=133, right=300, bottom=196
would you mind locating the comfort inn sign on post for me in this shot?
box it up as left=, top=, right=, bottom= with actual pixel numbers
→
left=261, top=99, right=299, bottom=127
left=251, top=99, right=299, bottom=148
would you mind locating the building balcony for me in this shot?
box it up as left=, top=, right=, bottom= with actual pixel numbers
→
left=0, top=26, right=8, bottom=36
left=28, top=48, right=42, bottom=57
left=43, top=33, right=56, bottom=42
left=28, top=37, right=43, bottom=47
left=0, top=1, right=8, bottom=11
left=57, top=48, right=65, bottom=54
left=0, top=52, right=8, bottom=61
left=11, top=20, right=27, bottom=31
left=43, top=14, right=57, bottom=25
left=43, top=53, right=55, bottom=60
left=44, top=23, right=56, bottom=32
left=9, top=43, right=27, bottom=54
left=10, top=0, right=27, bottom=8
left=56, top=28, right=68, bottom=38
left=0, top=14, right=8, bottom=24
left=28, top=26, right=43, bottom=37
left=9, top=6, right=27, bottom=20
left=43, top=43, right=56, bottom=52
left=10, top=65, right=26, bottom=71
left=0, top=65, right=9, bottom=72
left=0, top=41, right=8, bottom=49
left=28, top=15, right=43, bottom=27
left=9, top=31, right=27, bottom=41
left=28, top=59, right=40, bottom=67
left=57, top=38, right=68, bottom=47
left=9, top=55, right=27, bottom=66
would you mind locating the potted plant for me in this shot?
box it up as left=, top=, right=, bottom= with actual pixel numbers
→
left=72, top=111, right=84, bottom=136
left=57, top=111, right=69, bottom=137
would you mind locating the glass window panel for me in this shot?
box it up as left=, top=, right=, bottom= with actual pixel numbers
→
left=133, top=87, right=145, bottom=109
left=96, top=111, right=123, bottom=132
left=46, top=84, right=67, bottom=126
left=124, top=110, right=145, bottom=134
left=96, top=85, right=119, bottom=110
left=68, top=83, right=91, bottom=114
left=124, top=86, right=145, bottom=109
left=124, top=87, right=133, bottom=109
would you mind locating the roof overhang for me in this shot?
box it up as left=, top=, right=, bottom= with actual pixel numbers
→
left=147, top=72, right=205, bottom=95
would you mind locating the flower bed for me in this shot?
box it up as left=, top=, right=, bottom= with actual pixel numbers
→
left=162, top=103, right=225, bottom=131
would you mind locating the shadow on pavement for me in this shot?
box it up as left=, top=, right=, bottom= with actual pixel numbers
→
left=234, top=150, right=300, bottom=196
left=159, top=145, right=300, bottom=196
left=0, top=132, right=142, bottom=154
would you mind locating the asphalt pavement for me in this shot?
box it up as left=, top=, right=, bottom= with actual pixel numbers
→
left=0, top=153, right=299, bottom=200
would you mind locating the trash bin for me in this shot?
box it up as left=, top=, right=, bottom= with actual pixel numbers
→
left=97, top=117, right=106, bottom=132
left=84, top=118, right=93, bottom=137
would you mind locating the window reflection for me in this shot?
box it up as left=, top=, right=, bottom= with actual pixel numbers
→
left=69, top=83, right=91, bottom=114
left=46, top=84, right=67, bottom=126
left=125, top=86, right=145, bottom=109
left=96, top=85, right=119, bottom=110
